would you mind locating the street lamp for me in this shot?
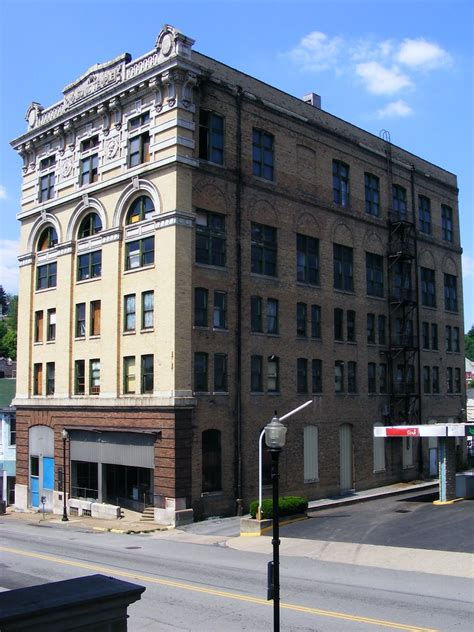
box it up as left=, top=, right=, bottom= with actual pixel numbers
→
left=61, top=429, right=69, bottom=522
left=265, top=414, right=287, bottom=632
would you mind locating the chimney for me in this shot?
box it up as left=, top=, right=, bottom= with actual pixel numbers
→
left=303, top=92, right=321, bottom=109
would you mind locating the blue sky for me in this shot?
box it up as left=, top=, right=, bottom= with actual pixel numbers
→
left=0, top=0, right=473, bottom=329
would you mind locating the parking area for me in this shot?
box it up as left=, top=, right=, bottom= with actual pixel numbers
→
left=280, top=489, right=474, bottom=553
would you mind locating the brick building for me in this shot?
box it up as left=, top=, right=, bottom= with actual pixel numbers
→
left=11, top=26, right=465, bottom=523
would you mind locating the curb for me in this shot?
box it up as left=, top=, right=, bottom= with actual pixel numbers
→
left=241, top=514, right=308, bottom=537
left=307, top=482, right=438, bottom=514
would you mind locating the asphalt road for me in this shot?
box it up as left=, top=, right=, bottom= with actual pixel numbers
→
left=284, top=490, right=474, bottom=553
left=1, top=516, right=473, bottom=631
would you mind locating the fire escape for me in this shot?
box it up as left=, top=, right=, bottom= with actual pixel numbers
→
left=383, top=133, right=421, bottom=424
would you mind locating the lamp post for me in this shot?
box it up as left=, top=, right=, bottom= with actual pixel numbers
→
left=61, top=429, right=69, bottom=522
left=264, top=414, right=287, bottom=632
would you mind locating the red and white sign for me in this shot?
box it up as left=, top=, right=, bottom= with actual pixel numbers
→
left=374, top=425, right=454, bottom=438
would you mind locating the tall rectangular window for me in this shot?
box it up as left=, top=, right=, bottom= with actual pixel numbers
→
left=446, top=367, right=453, bottom=394
left=334, top=308, right=343, bottom=341
left=36, top=262, right=57, bottom=290
left=445, top=325, right=452, bottom=352
left=368, top=362, right=377, bottom=393
left=379, top=363, right=387, bottom=393
left=367, top=313, right=375, bottom=343
left=213, top=291, right=227, bottom=329
left=366, top=252, right=384, bottom=297
left=392, top=184, right=407, bottom=220
left=251, top=296, right=262, bottom=333
left=347, top=310, right=356, bottom=342
left=311, top=305, right=321, bottom=339
left=194, top=288, right=208, bottom=327
left=123, top=356, right=136, bottom=394
left=431, top=323, right=438, bottom=350
left=33, top=363, right=43, bottom=395
left=251, top=222, right=277, bottom=276
left=34, top=311, right=44, bottom=343
left=453, top=327, right=460, bottom=352
left=432, top=366, right=440, bottom=393
left=194, top=352, right=208, bottom=392
left=47, top=308, right=56, bottom=341
left=297, top=302, right=307, bottom=337
left=365, top=173, right=380, bottom=216
left=214, top=354, right=228, bottom=392
left=199, top=109, right=224, bottom=164
left=348, top=361, right=357, bottom=393
left=423, top=366, right=431, bottom=393
left=267, top=298, right=279, bottom=334
left=252, top=129, right=274, bottom=180
left=80, top=154, right=99, bottom=186
left=142, top=291, right=154, bottom=329
left=454, top=368, right=461, bottom=393
left=333, top=160, right=349, bottom=206
left=378, top=315, right=386, bottom=345
left=304, top=425, right=319, bottom=482
left=422, top=321, right=430, bottom=349
left=125, top=237, right=154, bottom=270
left=77, top=250, right=101, bottom=281
left=418, top=195, right=431, bottom=234
left=75, top=303, right=86, bottom=338
left=196, top=210, right=226, bottom=267
left=251, top=355, right=263, bottom=392
left=444, top=274, right=458, bottom=311
left=297, top=358, right=308, bottom=393
left=333, top=244, right=353, bottom=291
left=334, top=361, right=344, bottom=393
left=420, top=267, right=436, bottom=307
left=90, top=301, right=101, bottom=336
left=141, top=354, right=154, bottom=394
left=46, top=362, right=55, bottom=395
left=74, top=360, right=85, bottom=395
left=296, top=234, right=319, bottom=284
left=39, top=172, right=55, bottom=202
left=89, top=359, right=100, bottom=395
left=124, top=294, right=136, bottom=332
left=128, top=132, right=150, bottom=167
left=441, top=205, right=453, bottom=242
left=312, top=359, right=322, bottom=393
left=267, top=356, right=279, bottom=392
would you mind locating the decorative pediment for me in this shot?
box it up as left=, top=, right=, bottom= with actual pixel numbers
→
left=62, top=53, right=131, bottom=110
left=155, top=25, right=195, bottom=58
left=25, top=102, right=43, bottom=130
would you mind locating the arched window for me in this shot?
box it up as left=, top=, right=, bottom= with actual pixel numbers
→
left=37, top=226, right=58, bottom=251
left=126, top=196, right=154, bottom=225
left=78, top=212, right=102, bottom=239
left=202, top=429, right=222, bottom=493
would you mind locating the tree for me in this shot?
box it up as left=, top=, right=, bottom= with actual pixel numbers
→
left=465, top=326, right=474, bottom=361
left=0, top=285, right=7, bottom=314
left=0, top=293, right=18, bottom=360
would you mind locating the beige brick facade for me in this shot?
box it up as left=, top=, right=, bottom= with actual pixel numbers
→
left=11, top=26, right=465, bottom=522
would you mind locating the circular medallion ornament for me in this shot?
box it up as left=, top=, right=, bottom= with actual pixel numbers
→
left=107, top=138, right=119, bottom=159
left=161, top=33, right=173, bottom=56
left=61, top=157, right=73, bottom=178
left=28, top=108, right=37, bottom=128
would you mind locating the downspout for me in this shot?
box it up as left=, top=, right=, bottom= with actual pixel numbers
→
left=410, top=165, right=424, bottom=477
left=234, top=86, right=243, bottom=514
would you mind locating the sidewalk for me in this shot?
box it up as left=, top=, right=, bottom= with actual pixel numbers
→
left=2, top=479, right=439, bottom=536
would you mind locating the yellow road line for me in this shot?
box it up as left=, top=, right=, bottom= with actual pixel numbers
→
left=0, top=546, right=438, bottom=632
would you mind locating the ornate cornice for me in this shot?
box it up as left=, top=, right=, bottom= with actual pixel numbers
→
left=11, top=25, right=199, bottom=149
left=155, top=209, right=194, bottom=230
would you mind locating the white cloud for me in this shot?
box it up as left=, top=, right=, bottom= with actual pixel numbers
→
left=396, top=38, right=452, bottom=70
left=0, top=185, right=7, bottom=200
left=462, top=253, right=474, bottom=278
left=377, top=99, right=414, bottom=118
left=0, top=239, right=19, bottom=294
left=355, top=62, right=413, bottom=95
left=285, top=31, right=343, bottom=71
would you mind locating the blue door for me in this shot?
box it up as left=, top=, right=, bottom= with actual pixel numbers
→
left=31, top=475, right=39, bottom=507
left=30, top=456, right=39, bottom=507
left=43, top=457, right=54, bottom=490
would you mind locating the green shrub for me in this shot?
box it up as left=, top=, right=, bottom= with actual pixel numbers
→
left=249, top=496, right=308, bottom=519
